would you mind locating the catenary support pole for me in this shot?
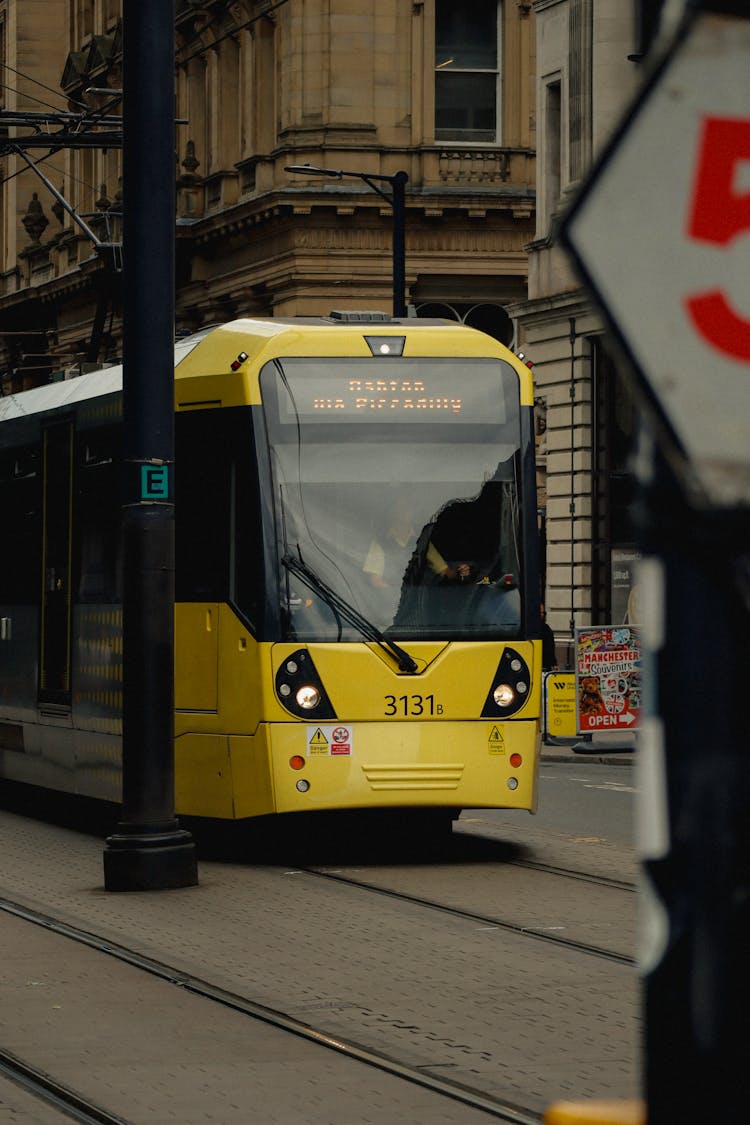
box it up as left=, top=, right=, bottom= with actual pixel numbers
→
left=284, top=165, right=409, bottom=317
left=637, top=441, right=750, bottom=1125
left=103, top=0, right=197, bottom=891
left=391, top=171, right=408, bottom=318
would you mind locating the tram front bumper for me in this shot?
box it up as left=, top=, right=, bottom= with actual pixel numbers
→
left=265, top=719, right=540, bottom=816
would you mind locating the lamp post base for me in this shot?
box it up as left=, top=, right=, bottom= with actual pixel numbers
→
left=103, top=824, right=198, bottom=891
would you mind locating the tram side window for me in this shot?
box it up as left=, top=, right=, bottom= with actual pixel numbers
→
left=0, top=449, right=41, bottom=603
left=76, top=427, right=121, bottom=603
left=231, top=416, right=261, bottom=632
left=176, top=413, right=229, bottom=602
left=175, top=408, right=261, bottom=628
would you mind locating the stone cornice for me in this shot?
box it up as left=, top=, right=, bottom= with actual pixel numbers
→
left=177, top=186, right=535, bottom=249
left=6, top=187, right=535, bottom=310
left=0, top=262, right=100, bottom=313
left=505, top=287, right=593, bottom=328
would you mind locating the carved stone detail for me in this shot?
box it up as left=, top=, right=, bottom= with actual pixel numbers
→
left=439, top=149, right=511, bottom=183
left=22, top=193, right=49, bottom=245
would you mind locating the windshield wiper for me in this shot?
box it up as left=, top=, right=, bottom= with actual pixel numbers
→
left=282, top=552, right=419, bottom=674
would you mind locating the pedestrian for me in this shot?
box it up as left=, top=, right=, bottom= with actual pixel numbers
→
left=540, top=603, right=558, bottom=670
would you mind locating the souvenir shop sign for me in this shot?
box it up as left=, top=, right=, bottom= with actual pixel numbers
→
left=576, top=626, right=641, bottom=733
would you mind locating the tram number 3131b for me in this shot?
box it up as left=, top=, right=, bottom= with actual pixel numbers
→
left=384, top=694, right=444, bottom=716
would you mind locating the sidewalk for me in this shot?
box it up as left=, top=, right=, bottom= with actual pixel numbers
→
left=541, top=730, right=637, bottom=765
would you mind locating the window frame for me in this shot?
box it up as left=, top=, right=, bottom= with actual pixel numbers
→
left=433, top=0, right=503, bottom=147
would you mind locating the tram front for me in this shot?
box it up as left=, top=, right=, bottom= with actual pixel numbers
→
left=256, top=339, right=542, bottom=818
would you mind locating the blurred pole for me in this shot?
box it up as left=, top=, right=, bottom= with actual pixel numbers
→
left=636, top=440, right=750, bottom=1123
left=103, top=0, right=197, bottom=891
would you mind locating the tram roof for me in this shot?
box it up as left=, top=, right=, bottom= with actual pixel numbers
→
left=171, top=316, right=534, bottom=403
left=0, top=330, right=216, bottom=424
left=0, top=315, right=532, bottom=424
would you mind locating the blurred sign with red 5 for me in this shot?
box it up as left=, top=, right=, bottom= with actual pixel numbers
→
left=562, top=5, right=750, bottom=509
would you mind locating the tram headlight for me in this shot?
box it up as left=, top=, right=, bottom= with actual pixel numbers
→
left=481, top=647, right=532, bottom=718
left=296, top=684, right=321, bottom=710
left=493, top=683, right=516, bottom=708
left=275, top=649, right=336, bottom=719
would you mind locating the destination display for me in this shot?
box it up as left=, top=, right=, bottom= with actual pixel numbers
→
left=312, top=377, right=463, bottom=416
left=268, top=358, right=512, bottom=425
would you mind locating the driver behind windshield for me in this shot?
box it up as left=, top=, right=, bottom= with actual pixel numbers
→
left=362, top=490, right=471, bottom=590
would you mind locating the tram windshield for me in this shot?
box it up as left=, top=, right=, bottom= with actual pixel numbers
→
left=260, top=357, right=524, bottom=641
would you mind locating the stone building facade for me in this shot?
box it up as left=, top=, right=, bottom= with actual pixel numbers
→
left=1, top=0, right=659, bottom=660
left=0, top=0, right=69, bottom=386
left=0, top=0, right=537, bottom=390
left=508, top=0, right=643, bottom=661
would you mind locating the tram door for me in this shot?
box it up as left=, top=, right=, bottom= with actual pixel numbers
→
left=39, top=423, right=73, bottom=705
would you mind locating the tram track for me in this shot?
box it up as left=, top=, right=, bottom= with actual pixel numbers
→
left=0, top=895, right=543, bottom=1125
left=506, top=857, right=636, bottom=893
left=0, top=1046, right=130, bottom=1125
left=302, top=867, right=635, bottom=966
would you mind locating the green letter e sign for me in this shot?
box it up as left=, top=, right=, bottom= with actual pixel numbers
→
left=140, top=464, right=170, bottom=500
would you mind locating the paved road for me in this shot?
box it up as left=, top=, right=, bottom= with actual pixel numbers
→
left=479, top=761, right=636, bottom=844
left=0, top=757, right=640, bottom=1122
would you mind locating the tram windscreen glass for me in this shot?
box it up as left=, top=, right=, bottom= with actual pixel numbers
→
left=261, top=357, right=525, bottom=641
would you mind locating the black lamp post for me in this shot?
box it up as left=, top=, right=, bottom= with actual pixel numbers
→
left=103, top=0, right=197, bottom=891
left=285, top=164, right=409, bottom=317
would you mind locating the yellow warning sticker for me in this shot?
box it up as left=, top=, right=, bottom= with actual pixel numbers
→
left=488, top=724, right=506, bottom=755
left=307, top=727, right=329, bottom=756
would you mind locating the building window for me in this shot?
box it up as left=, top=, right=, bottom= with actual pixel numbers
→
left=543, top=79, right=562, bottom=233
left=0, top=16, right=6, bottom=111
left=591, top=338, right=639, bottom=625
left=434, top=0, right=501, bottom=144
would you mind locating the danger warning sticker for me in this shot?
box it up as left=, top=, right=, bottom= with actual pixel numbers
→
left=488, top=724, right=506, bottom=755
left=306, top=725, right=353, bottom=757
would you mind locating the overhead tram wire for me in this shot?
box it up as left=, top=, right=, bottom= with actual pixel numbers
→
left=172, top=5, right=227, bottom=62
left=0, top=99, right=125, bottom=268
left=0, top=49, right=125, bottom=154
left=0, top=93, right=125, bottom=156
left=1, top=53, right=123, bottom=125
left=0, top=64, right=117, bottom=189
left=0, top=59, right=90, bottom=112
left=176, top=0, right=291, bottom=67
left=0, top=71, right=181, bottom=285
left=0, top=149, right=54, bottom=189
left=0, top=81, right=78, bottom=117
left=1, top=147, right=116, bottom=210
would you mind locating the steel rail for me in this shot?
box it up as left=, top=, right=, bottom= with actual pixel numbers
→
left=0, top=896, right=541, bottom=1125
left=303, top=868, right=636, bottom=967
left=507, top=857, right=636, bottom=892
left=0, top=1048, right=131, bottom=1125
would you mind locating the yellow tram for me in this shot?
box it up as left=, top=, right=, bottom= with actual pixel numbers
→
left=0, top=313, right=543, bottom=827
